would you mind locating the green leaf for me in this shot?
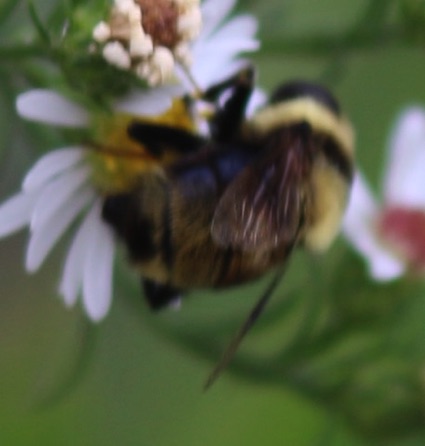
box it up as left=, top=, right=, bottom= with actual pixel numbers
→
left=0, top=0, right=21, bottom=26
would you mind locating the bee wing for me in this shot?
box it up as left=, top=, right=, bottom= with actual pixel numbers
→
left=211, top=131, right=311, bottom=251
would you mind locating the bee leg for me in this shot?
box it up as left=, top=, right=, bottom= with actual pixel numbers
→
left=203, top=66, right=255, bottom=142
left=204, top=265, right=285, bottom=390
left=142, top=279, right=182, bottom=311
left=127, top=123, right=206, bottom=156
left=202, top=65, right=255, bottom=103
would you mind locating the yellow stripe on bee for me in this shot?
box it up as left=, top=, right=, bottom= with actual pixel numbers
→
left=249, top=98, right=355, bottom=159
left=304, top=157, right=350, bottom=252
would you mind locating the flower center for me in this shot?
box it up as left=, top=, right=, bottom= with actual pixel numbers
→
left=87, top=99, right=195, bottom=194
left=92, top=0, right=202, bottom=85
left=137, top=0, right=179, bottom=48
left=379, top=206, right=425, bottom=272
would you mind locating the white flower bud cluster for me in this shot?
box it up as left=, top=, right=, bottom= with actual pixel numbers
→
left=92, top=0, right=202, bottom=86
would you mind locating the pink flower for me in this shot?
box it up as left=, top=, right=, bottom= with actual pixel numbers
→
left=343, top=107, right=425, bottom=280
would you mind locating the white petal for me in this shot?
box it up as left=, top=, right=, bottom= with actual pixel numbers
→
left=192, top=38, right=258, bottom=70
left=23, top=147, right=84, bottom=192
left=114, top=86, right=182, bottom=116
left=342, top=172, right=405, bottom=280
left=247, top=88, right=267, bottom=117
left=30, top=165, right=90, bottom=231
left=191, top=14, right=259, bottom=86
left=16, top=90, right=90, bottom=127
left=59, top=190, right=97, bottom=307
left=82, top=200, right=115, bottom=321
left=200, top=0, right=236, bottom=40
left=383, top=107, right=425, bottom=207
left=203, top=15, right=259, bottom=53
left=368, top=249, right=405, bottom=281
left=190, top=56, right=241, bottom=90
left=0, top=190, right=38, bottom=238
left=193, top=22, right=258, bottom=67
left=25, top=187, right=93, bottom=272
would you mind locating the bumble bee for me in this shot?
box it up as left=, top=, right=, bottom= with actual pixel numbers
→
left=102, top=67, right=354, bottom=385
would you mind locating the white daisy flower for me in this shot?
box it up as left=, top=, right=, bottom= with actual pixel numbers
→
left=117, top=0, right=264, bottom=116
left=92, top=0, right=261, bottom=91
left=185, top=0, right=259, bottom=85
left=2, top=92, right=113, bottom=321
left=0, top=0, right=262, bottom=321
left=173, top=0, right=265, bottom=132
left=343, top=107, right=425, bottom=280
left=3, top=89, right=196, bottom=321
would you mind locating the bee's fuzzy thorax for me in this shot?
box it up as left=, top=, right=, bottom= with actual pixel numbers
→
left=248, top=97, right=355, bottom=160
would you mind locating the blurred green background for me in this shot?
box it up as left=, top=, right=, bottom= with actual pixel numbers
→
left=1, top=1, right=425, bottom=445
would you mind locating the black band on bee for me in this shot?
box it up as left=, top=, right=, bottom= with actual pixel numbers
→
left=160, top=194, right=174, bottom=270
left=102, top=193, right=158, bottom=261
left=320, top=135, right=354, bottom=182
left=128, top=122, right=206, bottom=157
left=293, top=120, right=313, bottom=141
left=270, top=81, right=341, bottom=116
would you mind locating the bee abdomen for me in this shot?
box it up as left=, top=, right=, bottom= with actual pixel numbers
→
left=102, top=193, right=158, bottom=261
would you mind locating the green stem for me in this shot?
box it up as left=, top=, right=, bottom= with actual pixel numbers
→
left=32, top=318, right=97, bottom=410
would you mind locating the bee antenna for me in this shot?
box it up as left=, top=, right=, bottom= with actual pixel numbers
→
left=203, top=265, right=286, bottom=391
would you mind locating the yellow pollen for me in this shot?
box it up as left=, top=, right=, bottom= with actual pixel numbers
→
left=87, top=99, right=195, bottom=194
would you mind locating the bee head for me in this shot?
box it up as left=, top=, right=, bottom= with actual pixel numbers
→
left=269, top=81, right=341, bottom=117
